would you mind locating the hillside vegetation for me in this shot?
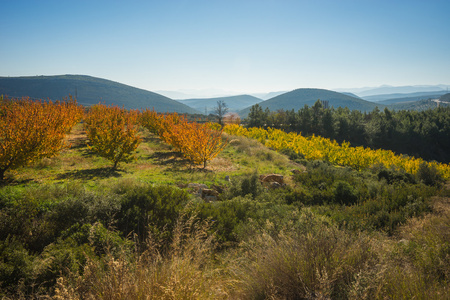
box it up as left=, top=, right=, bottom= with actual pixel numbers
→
left=0, top=75, right=199, bottom=113
left=1, top=97, right=450, bottom=299
left=245, top=101, right=450, bottom=164
left=239, top=88, right=384, bottom=116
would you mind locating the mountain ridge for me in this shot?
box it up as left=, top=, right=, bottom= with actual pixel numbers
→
left=238, top=88, right=384, bottom=116
left=0, top=75, right=200, bottom=114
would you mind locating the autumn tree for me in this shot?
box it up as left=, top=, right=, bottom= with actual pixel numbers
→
left=84, top=104, right=141, bottom=170
left=174, top=122, right=227, bottom=168
left=140, top=108, right=163, bottom=135
left=0, top=96, right=83, bottom=182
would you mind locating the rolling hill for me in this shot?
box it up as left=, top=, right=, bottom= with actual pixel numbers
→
left=0, top=75, right=199, bottom=113
left=178, top=95, right=262, bottom=113
left=238, top=88, right=384, bottom=116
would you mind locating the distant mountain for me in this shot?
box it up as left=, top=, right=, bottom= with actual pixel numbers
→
left=356, top=85, right=447, bottom=97
left=251, top=91, right=287, bottom=100
left=0, top=75, right=199, bottom=113
left=156, top=88, right=240, bottom=99
left=178, top=95, right=262, bottom=113
left=239, top=88, right=384, bottom=116
left=362, top=91, right=447, bottom=102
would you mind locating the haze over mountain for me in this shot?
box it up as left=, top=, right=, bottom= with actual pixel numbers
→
left=375, top=93, right=445, bottom=105
left=239, top=88, right=384, bottom=116
left=353, top=85, right=448, bottom=97
left=156, top=89, right=243, bottom=100
left=177, top=95, right=262, bottom=113
left=250, top=91, right=288, bottom=100
left=0, top=75, right=199, bottom=114
left=361, top=91, right=447, bottom=102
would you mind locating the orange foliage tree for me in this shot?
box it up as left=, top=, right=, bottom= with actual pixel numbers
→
left=84, top=104, right=141, bottom=170
left=175, top=122, right=228, bottom=168
left=140, top=108, right=162, bottom=135
left=0, top=95, right=83, bottom=182
left=140, top=110, right=227, bottom=168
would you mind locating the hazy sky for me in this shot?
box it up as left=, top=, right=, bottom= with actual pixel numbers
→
left=1, top=0, right=449, bottom=94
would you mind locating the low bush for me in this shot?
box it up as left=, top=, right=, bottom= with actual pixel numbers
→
left=416, top=162, right=444, bottom=186
left=114, top=183, right=190, bottom=243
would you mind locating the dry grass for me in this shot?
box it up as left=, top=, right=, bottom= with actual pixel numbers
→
left=53, top=215, right=232, bottom=300
left=227, top=210, right=378, bottom=299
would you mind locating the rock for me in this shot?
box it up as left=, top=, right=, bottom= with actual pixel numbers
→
left=260, top=174, right=284, bottom=185
left=201, top=189, right=219, bottom=201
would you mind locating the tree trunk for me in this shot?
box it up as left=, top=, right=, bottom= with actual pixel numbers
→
left=0, top=168, right=5, bottom=183
left=203, top=160, right=207, bottom=169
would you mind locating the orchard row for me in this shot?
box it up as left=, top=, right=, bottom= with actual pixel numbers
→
left=0, top=97, right=226, bottom=181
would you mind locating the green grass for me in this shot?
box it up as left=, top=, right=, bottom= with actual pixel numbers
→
left=6, top=125, right=297, bottom=189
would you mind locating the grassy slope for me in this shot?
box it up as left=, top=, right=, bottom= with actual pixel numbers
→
left=0, top=75, right=200, bottom=113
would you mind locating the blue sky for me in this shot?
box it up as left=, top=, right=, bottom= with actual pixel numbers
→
left=1, top=0, right=449, bottom=95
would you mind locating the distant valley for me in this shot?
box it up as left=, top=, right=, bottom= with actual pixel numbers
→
left=177, top=95, right=262, bottom=113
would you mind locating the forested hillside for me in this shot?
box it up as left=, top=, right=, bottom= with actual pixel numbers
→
left=0, top=75, right=199, bottom=113
left=245, top=101, right=450, bottom=163
left=239, top=88, right=383, bottom=116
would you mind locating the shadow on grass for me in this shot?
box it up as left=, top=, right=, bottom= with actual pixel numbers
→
left=149, top=151, right=204, bottom=172
left=149, top=151, right=216, bottom=174
left=0, top=177, right=35, bottom=187
left=56, top=167, right=123, bottom=180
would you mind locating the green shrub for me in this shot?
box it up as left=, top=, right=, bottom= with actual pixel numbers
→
left=225, top=171, right=264, bottom=200
left=416, top=162, right=443, bottom=186
left=0, top=238, right=33, bottom=296
left=377, top=167, right=416, bottom=184
left=115, top=183, right=190, bottom=242
left=333, top=180, right=358, bottom=205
